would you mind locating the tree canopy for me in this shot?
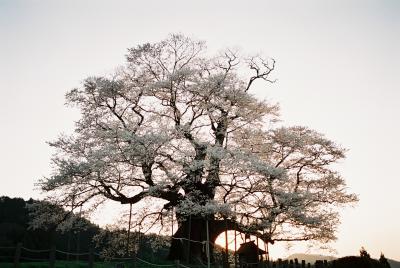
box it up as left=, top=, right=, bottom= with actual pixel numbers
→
left=38, top=34, right=357, bottom=261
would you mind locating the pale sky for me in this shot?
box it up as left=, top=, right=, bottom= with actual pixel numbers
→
left=1, top=0, right=399, bottom=261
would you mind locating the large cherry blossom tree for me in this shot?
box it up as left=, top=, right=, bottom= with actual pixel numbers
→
left=38, top=34, right=357, bottom=262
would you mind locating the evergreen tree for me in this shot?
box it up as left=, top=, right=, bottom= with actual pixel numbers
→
left=360, top=247, right=371, bottom=259
left=379, top=253, right=391, bottom=268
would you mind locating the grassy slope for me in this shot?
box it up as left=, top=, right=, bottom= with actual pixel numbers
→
left=388, top=259, right=400, bottom=268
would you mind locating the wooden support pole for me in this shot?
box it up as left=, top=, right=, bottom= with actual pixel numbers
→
left=234, top=227, right=237, bottom=268
left=187, top=215, right=191, bottom=263
left=13, top=243, right=22, bottom=268
left=49, top=245, right=56, bottom=268
left=127, top=203, right=133, bottom=255
left=88, top=247, right=94, bottom=268
left=225, top=218, right=229, bottom=268
left=138, top=224, right=141, bottom=255
left=206, top=219, right=210, bottom=268
left=133, top=251, right=137, bottom=268
left=234, top=205, right=237, bottom=268
left=171, top=208, right=174, bottom=237
left=76, top=205, right=82, bottom=261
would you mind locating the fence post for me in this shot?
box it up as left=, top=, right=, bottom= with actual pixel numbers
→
left=282, top=260, right=288, bottom=268
left=301, top=260, right=305, bottom=268
left=13, top=243, right=22, bottom=268
left=49, top=245, right=56, bottom=268
left=294, top=259, right=299, bottom=268
left=133, top=252, right=137, bottom=268
left=88, top=247, right=94, bottom=268
left=175, top=260, right=180, bottom=268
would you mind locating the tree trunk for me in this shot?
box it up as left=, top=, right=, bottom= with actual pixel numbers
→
left=168, top=217, right=208, bottom=263
left=168, top=217, right=266, bottom=263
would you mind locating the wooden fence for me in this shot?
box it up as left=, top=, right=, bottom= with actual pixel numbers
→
left=267, top=258, right=331, bottom=268
left=1, top=244, right=333, bottom=268
left=1, top=243, right=175, bottom=268
left=7, top=243, right=96, bottom=268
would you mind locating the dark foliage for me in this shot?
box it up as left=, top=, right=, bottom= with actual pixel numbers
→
left=380, top=253, right=391, bottom=268
left=0, top=196, right=99, bottom=253
left=332, top=256, right=389, bottom=268
left=0, top=196, right=173, bottom=262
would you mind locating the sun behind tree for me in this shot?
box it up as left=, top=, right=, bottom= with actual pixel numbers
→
left=37, top=34, right=358, bottom=262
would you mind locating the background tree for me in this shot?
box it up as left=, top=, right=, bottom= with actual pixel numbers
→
left=379, top=253, right=391, bottom=268
left=361, top=247, right=371, bottom=259
left=38, top=34, right=357, bottom=262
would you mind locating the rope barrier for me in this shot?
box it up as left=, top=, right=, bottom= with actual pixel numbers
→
left=6, top=245, right=223, bottom=268
left=108, top=256, right=135, bottom=261
left=178, top=263, right=192, bottom=268
left=171, top=237, right=207, bottom=244
left=20, top=256, right=49, bottom=261
left=21, top=247, right=50, bottom=253
left=136, top=256, right=175, bottom=267
left=114, top=261, right=127, bottom=265
left=103, top=260, right=127, bottom=265
left=195, top=257, right=208, bottom=268
left=55, top=249, right=90, bottom=256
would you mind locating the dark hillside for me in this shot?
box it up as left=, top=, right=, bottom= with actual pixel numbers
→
left=0, top=196, right=100, bottom=252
